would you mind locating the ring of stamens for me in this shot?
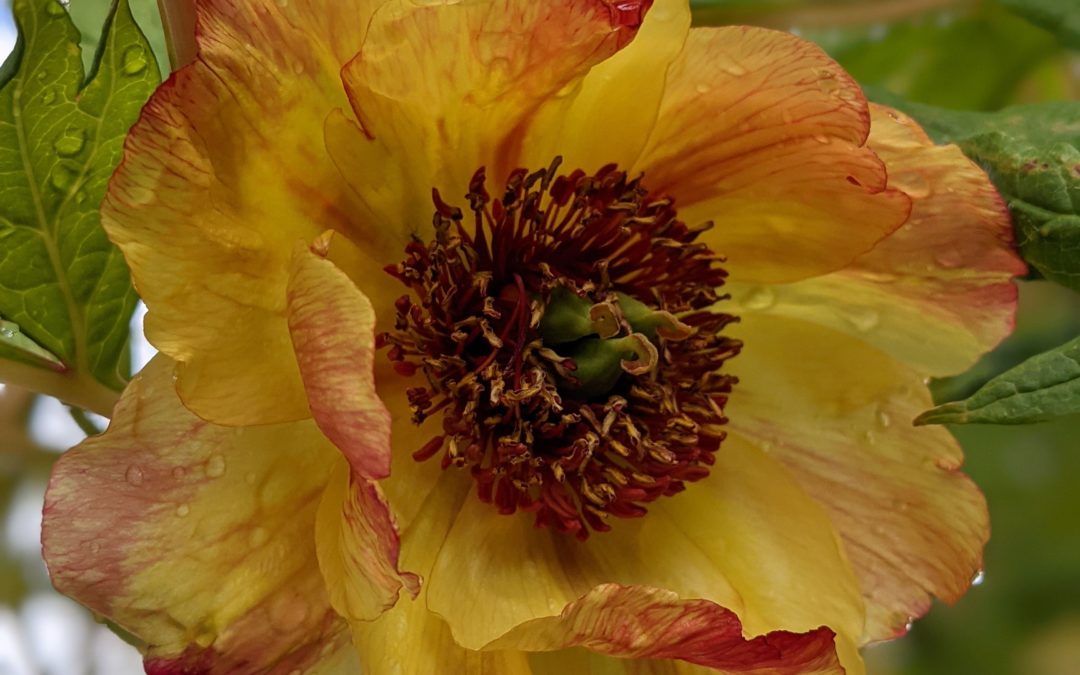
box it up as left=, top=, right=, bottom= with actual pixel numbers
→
left=380, top=158, right=741, bottom=539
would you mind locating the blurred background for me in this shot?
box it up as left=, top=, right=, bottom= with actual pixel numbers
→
left=0, top=0, right=1078, bottom=673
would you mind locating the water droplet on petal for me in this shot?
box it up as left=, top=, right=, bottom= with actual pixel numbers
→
left=269, top=592, right=310, bottom=633
left=205, top=454, right=226, bottom=478
left=291, top=61, right=306, bottom=75
left=53, top=127, right=85, bottom=157
left=695, top=83, right=711, bottom=94
left=121, top=46, right=148, bottom=75
left=125, top=465, right=144, bottom=486
left=813, top=133, right=831, bottom=144
left=876, top=408, right=892, bottom=428
left=249, top=527, right=269, bottom=547
left=841, top=306, right=879, bottom=332
left=972, top=569, right=985, bottom=586
left=176, top=503, right=190, bottom=517
left=716, top=53, right=746, bottom=77
left=898, top=172, right=932, bottom=199
left=740, top=286, right=775, bottom=311
left=934, top=249, right=964, bottom=269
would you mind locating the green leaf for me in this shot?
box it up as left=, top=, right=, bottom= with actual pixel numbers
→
left=0, top=316, right=64, bottom=369
left=999, top=0, right=1080, bottom=49
left=0, top=0, right=158, bottom=408
left=916, top=335, right=1080, bottom=425
left=875, top=95, right=1080, bottom=292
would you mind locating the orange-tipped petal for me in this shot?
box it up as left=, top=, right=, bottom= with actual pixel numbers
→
left=338, top=0, right=653, bottom=223
left=103, top=0, right=394, bottom=426
left=286, top=244, right=392, bottom=480
left=521, top=0, right=692, bottom=173
left=727, top=314, right=989, bottom=640
left=315, top=460, right=419, bottom=623
left=42, top=358, right=348, bottom=673
left=635, top=27, right=910, bottom=283
left=421, top=438, right=863, bottom=663
left=491, top=584, right=843, bottom=673
left=728, top=104, right=1024, bottom=376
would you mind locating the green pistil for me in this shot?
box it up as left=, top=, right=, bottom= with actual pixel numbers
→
left=540, top=286, right=687, bottom=398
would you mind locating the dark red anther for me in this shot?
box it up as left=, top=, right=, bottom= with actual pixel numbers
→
left=380, top=157, right=739, bottom=539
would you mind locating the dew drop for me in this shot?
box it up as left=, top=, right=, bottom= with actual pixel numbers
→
left=124, top=465, right=144, bottom=486
left=898, top=172, right=932, bottom=199
left=41, top=89, right=57, bottom=105
left=269, top=592, right=310, bottom=633
left=816, top=71, right=841, bottom=94
left=205, top=454, right=226, bottom=478
left=740, top=286, right=775, bottom=311
left=0, top=326, right=15, bottom=339
left=275, top=0, right=290, bottom=7
left=813, top=133, right=831, bottom=144
left=862, top=429, right=877, bottom=445
left=176, top=503, right=190, bottom=517
left=876, top=408, right=892, bottom=428
left=695, top=82, right=711, bottom=94
left=49, top=164, right=77, bottom=191
left=53, top=127, right=85, bottom=157
left=716, top=54, right=746, bottom=77
left=972, top=569, right=985, bottom=586
left=35, top=70, right=49, bottom=82
left=291, top=61, right=306, bottom=75
left=842, top=306, right=879, bottom=332
left=121, top=46, right=148, bottom=76
left=249, top=527, right=269, bottom=547
left=934, top=249, right=964, bottom=269
left=45, top=0, right=66, bottom=16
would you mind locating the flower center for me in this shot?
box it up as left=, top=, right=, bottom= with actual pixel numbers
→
left=379, top=159, right=741, bottom=539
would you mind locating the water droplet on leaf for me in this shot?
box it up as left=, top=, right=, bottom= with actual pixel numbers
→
left=49, top=164, right=77, bottom=191
left=122, top=46, right=148, bottom=75
left=53, top=127, right=85, bottom=157
left=45, top=0, right=66, bottom=16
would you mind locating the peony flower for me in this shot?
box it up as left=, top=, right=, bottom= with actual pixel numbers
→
left=42, top=0, right=1024, bottom=673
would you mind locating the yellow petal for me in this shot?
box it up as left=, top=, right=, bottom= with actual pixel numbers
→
left=520, top=0, right=692, bottom=172
left=422, top=438, right=863, bottom=662
left=315, top=460, right=419, bottom=623
left=727, top=104, right=1024, bottom=376
left=286, top=244, right=392, bottom=479
left=42, top=357, right=347, bottom=671
left=339, top=0, right=653, bottom=225
left=103, top=0, right=391, bottom=426
left=635, top=27, right=910, bottom=283
left=726, top=314, right=989, bottom=641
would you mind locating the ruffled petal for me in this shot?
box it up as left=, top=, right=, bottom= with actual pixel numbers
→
left=520, top=0, right=692, bottom=172
left=422, top=438, right=863, bottom=663
left=338, top=0, right=653, bottom=230
left=727, top=104, right=1024, bottom=376
left=314, top=460, right=419, bottom=623
left=492, top=584, right=843, bottom=673
left=726, top=314, right=989, bottom=640
left=286, top=243, right=392, bottom=480
left=634, top=26, right=910, bottom=283
left=42, top=357, right=347, bottom=673
left=103, top=0, right=393, bottom=426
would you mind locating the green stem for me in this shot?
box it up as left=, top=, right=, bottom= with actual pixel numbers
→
left=0, top=360, right=119, bottom=418
left=68, top=406, right=104, bottom=436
